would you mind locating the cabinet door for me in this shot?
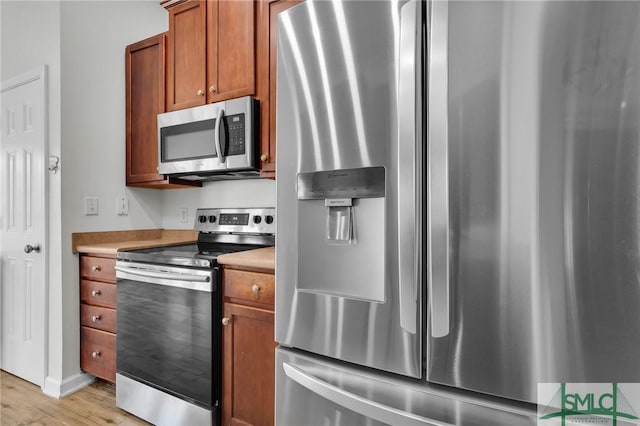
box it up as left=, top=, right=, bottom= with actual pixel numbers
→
left=255, top=0, right=303, bottom=176
left=81, top=327, right=116, bottom=383
left=222, top=303, right=275, bottom=426
left=166, top=0, right=207, bottom=111
left=126, top=35, right=201, bottom=189
left=208, top=0, right=256, bottom=103
left=126, top=35, right=166, bottom=185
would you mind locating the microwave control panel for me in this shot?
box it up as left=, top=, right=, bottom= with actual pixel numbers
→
left=226, top=114, right=245, bottom=156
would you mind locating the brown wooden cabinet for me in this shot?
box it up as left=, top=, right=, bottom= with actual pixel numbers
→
left=208, top=0, right=255, bottom=103
left=125, top=34, right=200, bottom=189
left=255, top=0, right=303, bottom=177
left=148, top=0, right=303, bottom=179
left=79, top=254, right=117, bottom=383
left=222, top=268, right=276, bottom=426
left=165, top=0, right=255, bottom=111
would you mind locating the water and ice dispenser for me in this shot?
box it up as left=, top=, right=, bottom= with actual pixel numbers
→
left=296, top=166, right=386, bottom=302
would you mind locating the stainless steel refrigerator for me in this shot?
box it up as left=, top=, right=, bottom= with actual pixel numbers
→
left=275, top=1, right=640, bottom=424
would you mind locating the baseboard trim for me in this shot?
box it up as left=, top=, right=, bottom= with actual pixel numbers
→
left=43, top=372, right=95, bottom=399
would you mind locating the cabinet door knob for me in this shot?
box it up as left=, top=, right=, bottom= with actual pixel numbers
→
left=197, top=89, right=205, bottom=96
left=260, top=154, right=268, bottom=162
left=222, top=317, right=230, bottom=326
left=92, top=351, right=101, bottom=358
left=209, top=86, right=216, bottom=94
left=91, top=290, right=101, bottom=296
left=92, top=265, right=101, bottom=272
left=251, top=284, right=261, bottom=295
left=92, top=315, right=101, bottom=322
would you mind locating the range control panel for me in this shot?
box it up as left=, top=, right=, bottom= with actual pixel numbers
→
left=194, top=208, right=275, bottom=235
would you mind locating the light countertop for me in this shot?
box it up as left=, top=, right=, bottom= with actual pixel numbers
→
left=217, top=246, right=275, bottom=273
left=72, top=229, right=197, bottom=255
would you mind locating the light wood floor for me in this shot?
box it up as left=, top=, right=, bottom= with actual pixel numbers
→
left=0, top=370, right=149, bottom=425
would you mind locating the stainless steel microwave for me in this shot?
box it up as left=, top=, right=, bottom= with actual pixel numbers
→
left=157, top=96, right=259, bottom=180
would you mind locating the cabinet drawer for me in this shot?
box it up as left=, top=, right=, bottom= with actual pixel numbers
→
left=80, top=256, right=116, bottom=282
left=80, top=304, right=116, bottom=333
left=80, top=280, right=116, bottom=308
left=224, top=269, right=274, bottom=306
left=80, top=327, right=116, bottom=383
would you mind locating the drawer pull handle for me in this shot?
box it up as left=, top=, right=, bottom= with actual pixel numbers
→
left=92, top=315, right=101, bottom=322
left=92, top=265, right=101, bottom=272
left=251, top=284, right=261, bottom=295
left=91, top=290, right=101, bottom=296
left=92, top=351, right=101, bottom=358
left=222, top=317, right=230, bottom=326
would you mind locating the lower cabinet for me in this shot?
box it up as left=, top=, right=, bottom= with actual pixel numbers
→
left=80, top=327, right=116, bottom=382
left=222, top=268, right=276, bottom=426
left=79, top=254, right=117, bottom=383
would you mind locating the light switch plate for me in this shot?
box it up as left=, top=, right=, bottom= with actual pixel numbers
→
left=179, top=207, right=189, bottom=223
left=116, top=197, right=129, bottom=215
left=84, top=196, right=98, bottom=215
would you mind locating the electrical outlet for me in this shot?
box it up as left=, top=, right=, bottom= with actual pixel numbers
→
left=179, top=207, right=189, bottom=223
left=116, top=196, right=129, bottom=215
left=84, top=196, right=99, bottom=215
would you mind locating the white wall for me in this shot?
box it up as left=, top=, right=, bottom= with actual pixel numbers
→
left=2, top=0, right=276, bottom=391
left=0, top=0, right=63, bottom=385
left=162, top=180, right=276, bottom=228
left=59, top=0, right=168, bottom=380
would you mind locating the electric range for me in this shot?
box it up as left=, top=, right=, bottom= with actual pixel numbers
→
left=114, top=207, right=275, bottom=426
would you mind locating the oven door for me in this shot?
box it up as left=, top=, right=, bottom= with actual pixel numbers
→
left=115, top=261, right=221, bottom=409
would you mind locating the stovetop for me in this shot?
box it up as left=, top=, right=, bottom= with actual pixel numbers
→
left=117, top=242, right=270, bottom=268
left=116, top=208, right=275, bottom=268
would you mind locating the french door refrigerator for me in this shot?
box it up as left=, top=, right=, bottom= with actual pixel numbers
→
left=275, top=1, right=640, bottom=425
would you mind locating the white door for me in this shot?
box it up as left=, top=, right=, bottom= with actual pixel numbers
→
left=0, top=66, right=48, bottom=387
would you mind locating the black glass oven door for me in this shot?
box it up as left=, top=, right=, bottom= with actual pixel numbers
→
left=116, top=268, right=221, bottom=408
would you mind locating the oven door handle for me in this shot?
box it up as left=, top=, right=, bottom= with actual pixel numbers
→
left=115, top=265, right=211, bottom=284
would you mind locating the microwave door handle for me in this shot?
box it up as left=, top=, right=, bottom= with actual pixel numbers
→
left=214, top=108, right=226, bottom=164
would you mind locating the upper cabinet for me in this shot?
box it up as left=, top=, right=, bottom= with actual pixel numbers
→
left=125, top=34, right=200, bottom=188
left=124, top=0, right=304, bottom=182
left=255, top=0, right=302, bottom=176
left=165, top=0, right=255, bottom=111
left=208, top=0, right=255, bottom=103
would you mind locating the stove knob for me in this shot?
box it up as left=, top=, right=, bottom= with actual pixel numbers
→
left=208, top=215, right=216, bottom=223
left=198, top=215, right=207, bottom=223
left=253, top=215, right=262, bottom=224
left=265, top=215, right=274, bottom=224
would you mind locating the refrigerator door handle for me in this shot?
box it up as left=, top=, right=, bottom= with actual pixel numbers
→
left=282, top=362, right=452, bottom=426
left=428, top=0, right=450, bottom=338
left=397, top=0, right=422, bottom=335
